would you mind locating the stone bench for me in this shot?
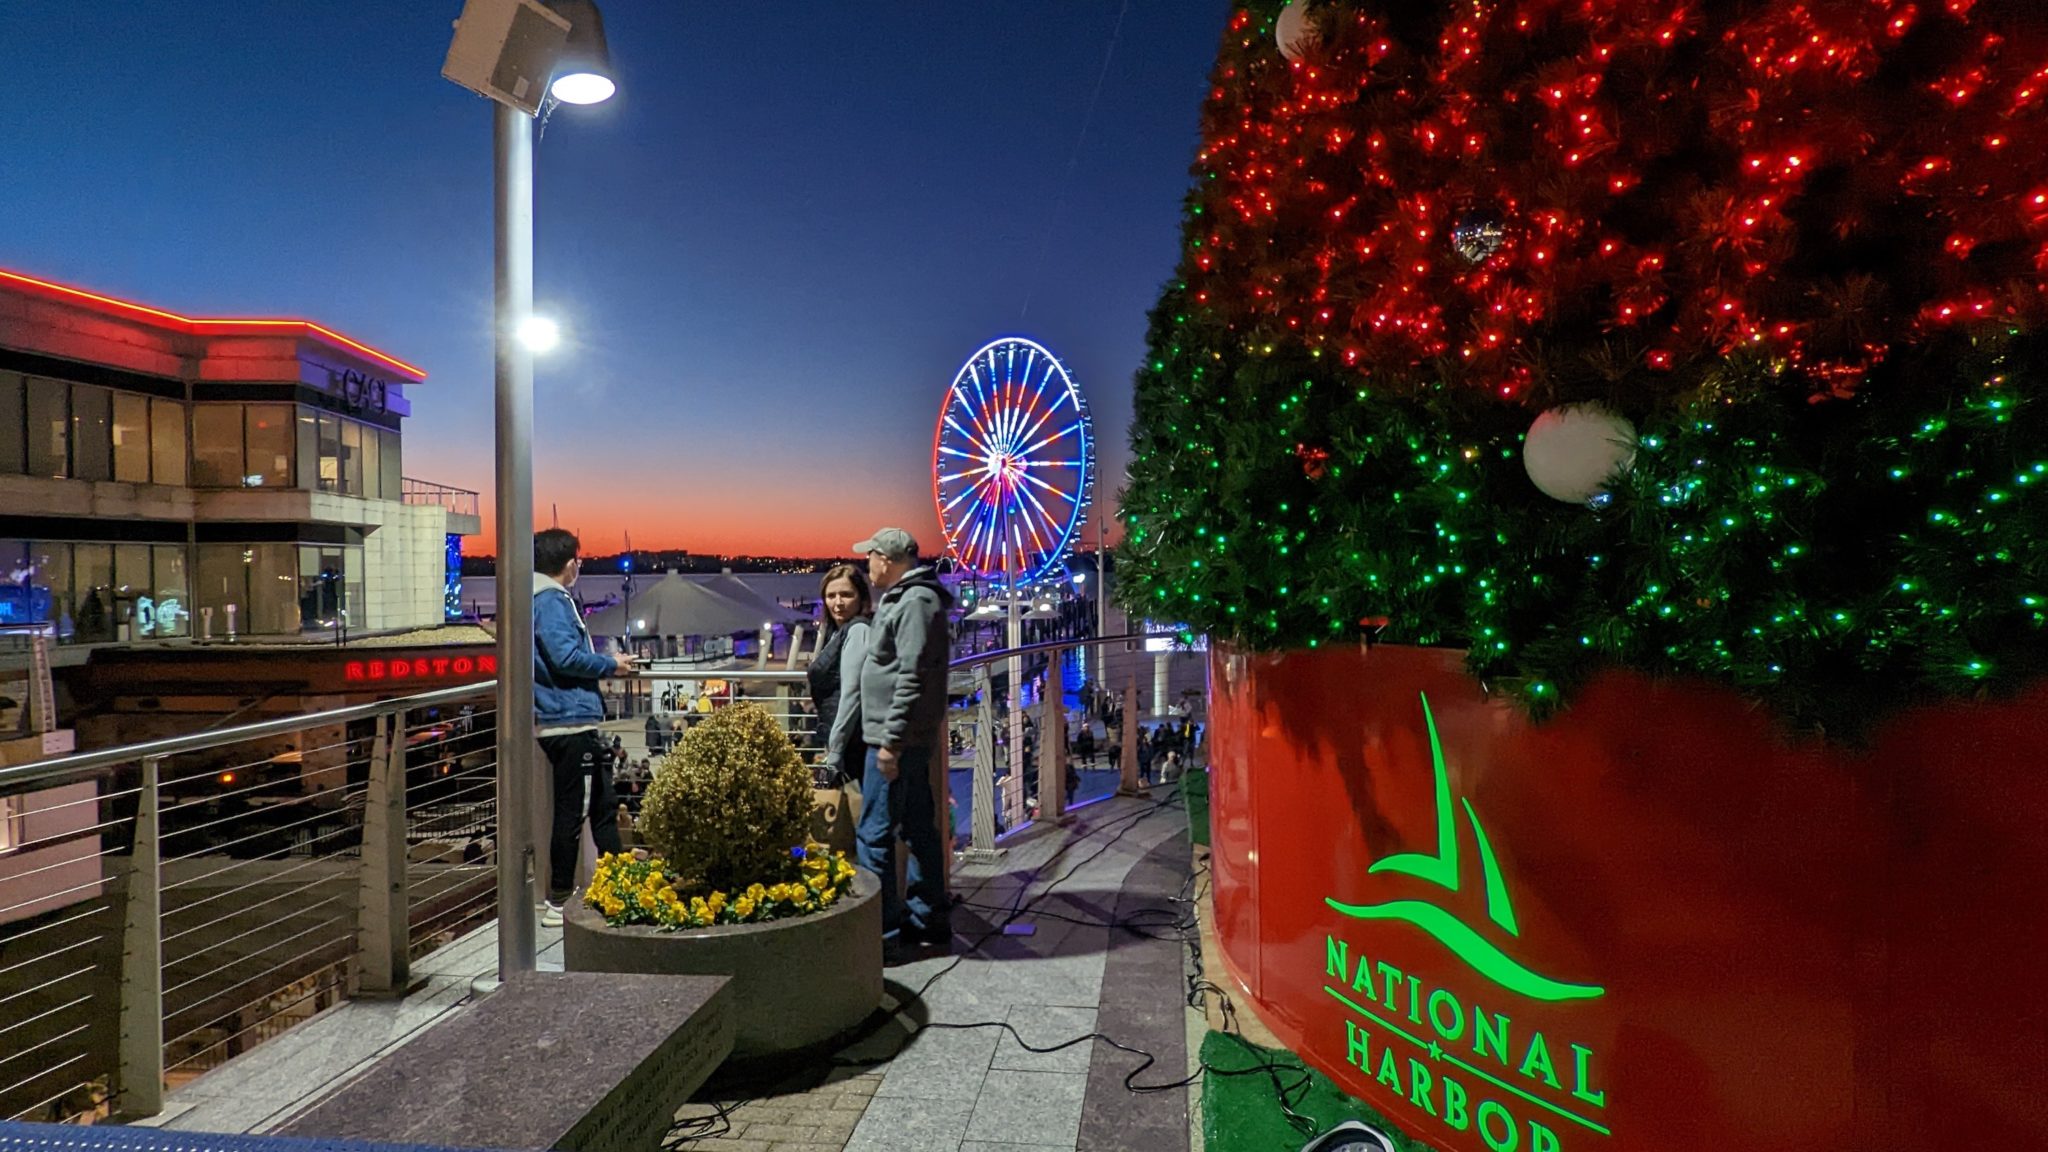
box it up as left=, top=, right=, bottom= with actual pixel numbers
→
left=281, top=972, right=731, bottom=1152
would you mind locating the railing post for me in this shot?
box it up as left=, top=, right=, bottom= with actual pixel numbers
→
left=1041, top=650, right=1069, bottom=823
left=966, top=666, right=1001, bottom=861
left=1120, top=661, right=1142, bottom=795
left=116, top=755, right=164, bottom=1118
left=356, top=713, right=410, bottom=997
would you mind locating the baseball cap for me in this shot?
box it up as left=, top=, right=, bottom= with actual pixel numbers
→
left=852, top=527, right=919, bottom=561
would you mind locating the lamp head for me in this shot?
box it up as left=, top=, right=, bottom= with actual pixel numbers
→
left=547, top=0, right=615, bottom=104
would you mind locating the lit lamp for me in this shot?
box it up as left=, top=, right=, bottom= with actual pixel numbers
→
left=441, top=0, right=618, bottom=983
left=546, top=0, right=615, bottom=105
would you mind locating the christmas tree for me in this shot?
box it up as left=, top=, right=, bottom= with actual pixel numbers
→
left=1120, top=0, right=2048, bottom=731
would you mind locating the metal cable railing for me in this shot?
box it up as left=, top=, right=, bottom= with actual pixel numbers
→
left=0, top=682, right=494, bottom=1123
left=0, top=627, right=1208, bottom=1125
left=946, top=632, right=1207, bottom=858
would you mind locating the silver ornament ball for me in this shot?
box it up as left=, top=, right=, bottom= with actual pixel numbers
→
left=1451, top=213, right=1505, bottom=264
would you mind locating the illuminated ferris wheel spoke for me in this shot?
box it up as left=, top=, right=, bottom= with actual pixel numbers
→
left=1014, top=488, right=1060, bottom=551
left=1017, top=470, right=1078, bottom=502
left=943, top=481, right=988, bottom=514
left=944, top=416, right=992, bottom=458
left=933, top=338, right=1095, bottom=587
left=1042, top=362, right=1070, bottom=405
left=1010, top=390, right=1063, bottom=450
left=1017, top=421, right=1083, bottom=459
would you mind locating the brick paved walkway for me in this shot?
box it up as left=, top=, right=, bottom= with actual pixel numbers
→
left=676, top=1067, right=882, bottom=1151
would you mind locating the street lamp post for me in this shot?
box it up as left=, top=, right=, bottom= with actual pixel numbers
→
left=492, top=97, right=539, bottom=980
left=445, top=0, right=617, bottom=983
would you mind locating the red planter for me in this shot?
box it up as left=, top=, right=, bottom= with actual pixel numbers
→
left=1206, top=643, right=2048, bottom=1151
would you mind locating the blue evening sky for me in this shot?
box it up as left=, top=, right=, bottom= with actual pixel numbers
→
left=0, top=1, right=1229, bottom=556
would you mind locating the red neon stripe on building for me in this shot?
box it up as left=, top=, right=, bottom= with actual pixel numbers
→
left=0, top=268, right=427, bottom=381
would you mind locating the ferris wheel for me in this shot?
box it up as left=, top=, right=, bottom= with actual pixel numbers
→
left=932, top=337, right=1095, bottom=587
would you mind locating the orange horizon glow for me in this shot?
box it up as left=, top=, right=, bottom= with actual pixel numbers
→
left=0, top=267, right=428, bottom=380
left=467, top=493, right=1122, bottom=560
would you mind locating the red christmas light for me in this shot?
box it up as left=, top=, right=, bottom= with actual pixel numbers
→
left=1188, top=0, right=2048, bottom=405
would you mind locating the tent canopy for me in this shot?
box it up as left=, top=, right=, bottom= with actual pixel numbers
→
left=583, top=572, right=808, bottom=638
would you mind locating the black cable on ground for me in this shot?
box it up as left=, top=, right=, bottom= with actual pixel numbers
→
left=669, top=774, right=1319, bottom=1145
left=856, top=780, right=1321, bottom=1133
left=666, top=790, right=1180, bottom=1146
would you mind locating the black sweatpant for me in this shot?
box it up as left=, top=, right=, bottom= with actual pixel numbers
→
left=540, top=729, right=622, bottom=902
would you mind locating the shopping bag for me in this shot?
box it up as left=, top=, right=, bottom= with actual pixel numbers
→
left=811, top=783, right=861, bottom=855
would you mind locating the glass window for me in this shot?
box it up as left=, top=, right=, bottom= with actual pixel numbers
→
left=344, top=544, right=364, bottom=628
left=297, top=408, right=319, bottom=492
left=247, top=543, right=299, bottom=635
left=113, top=543, right=150, bottom=640
left=340, top=420, right=364, bottom=496
left=0, top=540, right=35, bottom=628
left=190, top=405, right=243, bottom=487
left=317, top=414, right=341, bottom=492
left=380, top=428, right=402, bottom=501
left=36, top=543, right=72, bottom=640
left=151, top=398, right=186, bottom=487
left=71, top=385, right=111, bottom=482
left=244, top=404, right=294, bottom=488
left=72, top=543, right=114, bottom=644
left=358, top=423, right=381, bottom=499
left=300, top=546, right=336, bottom=629
left=151, top=544, right=189, bottom=638
left=112, top=393, right=150, bottom=483
left=25, top=377, right=68, bottom=478
left=0, top=373, right=23, bottom=474
left=195, top=545, right=242, bottom=638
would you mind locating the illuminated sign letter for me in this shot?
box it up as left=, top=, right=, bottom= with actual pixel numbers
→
left=479, top=654, right=498, bottom=674
left=1477, top=1101, right=1517, bottom=1151
left=1406, top=1059, right=1436, bottom=1114
left=453, top=657, right=475, bottom=675
left=345, top=662, right=366, bottom=682
left=1571, top=1044, right=1606, bottom=1107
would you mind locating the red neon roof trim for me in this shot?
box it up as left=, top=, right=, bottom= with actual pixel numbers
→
left=0, top=267, right=427, bottom=380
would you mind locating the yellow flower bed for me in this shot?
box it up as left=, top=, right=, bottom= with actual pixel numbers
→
left=584, top=843, right=859, bottom=930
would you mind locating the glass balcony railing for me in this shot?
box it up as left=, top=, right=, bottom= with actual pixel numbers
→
left=399, top=479, right=480, bottom=519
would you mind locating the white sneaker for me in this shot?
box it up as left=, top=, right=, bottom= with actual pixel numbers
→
left=541, top=900, right=564, bottom=928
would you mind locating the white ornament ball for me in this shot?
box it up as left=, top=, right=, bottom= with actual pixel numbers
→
left=1276, top=0, right=1316, bottom=61
left=1522, top=404, right=1638, bottom=504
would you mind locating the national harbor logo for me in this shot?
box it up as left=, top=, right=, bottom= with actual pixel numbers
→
left=1321, top=693, right=1610, bottom=1152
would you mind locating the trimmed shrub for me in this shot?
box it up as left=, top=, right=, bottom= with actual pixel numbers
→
left=638, top=702, right=812, bottom=896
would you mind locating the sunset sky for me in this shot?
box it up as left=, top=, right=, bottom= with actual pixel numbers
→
left=2, top=1, right=1229, bottom=557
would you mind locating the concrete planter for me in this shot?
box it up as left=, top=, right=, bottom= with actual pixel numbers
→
left=562, top=869, right=882, bottom=1059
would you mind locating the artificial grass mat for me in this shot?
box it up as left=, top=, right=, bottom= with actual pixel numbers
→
left=1200, top=1030, right=1428, bottom=1151
left=1181, top=764, right=1210, bottom=846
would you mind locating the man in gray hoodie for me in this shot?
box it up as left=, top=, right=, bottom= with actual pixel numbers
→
left=852, top=527, right=954, bottom=957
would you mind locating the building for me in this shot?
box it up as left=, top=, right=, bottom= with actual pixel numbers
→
left=0, top=267, right=481, bottom=644
left=0, top=267, right=490, bottom=749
